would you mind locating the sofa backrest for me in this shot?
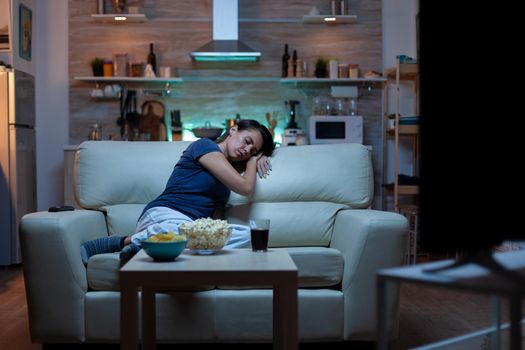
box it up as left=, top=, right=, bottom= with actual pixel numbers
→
left=74, top=141, right=374, bottom=245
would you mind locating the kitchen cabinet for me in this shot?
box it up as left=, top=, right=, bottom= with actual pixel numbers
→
left=382, top=59, right=419, bottom=264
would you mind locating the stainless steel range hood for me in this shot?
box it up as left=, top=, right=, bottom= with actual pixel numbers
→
left=190, top=0, right=261, bottom=62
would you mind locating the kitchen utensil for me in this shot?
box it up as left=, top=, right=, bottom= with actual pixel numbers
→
left=140, top=100, right=165, bottom=141
left=191, top=121, right=224, bottom=140
left=88, top=123, right=102, bottom=141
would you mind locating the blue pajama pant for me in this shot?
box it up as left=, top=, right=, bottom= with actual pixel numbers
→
left=131, top=206, right=251, bottom=248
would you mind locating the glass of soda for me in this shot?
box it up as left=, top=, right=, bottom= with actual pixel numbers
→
left=249, top=219, right=270, bottom=252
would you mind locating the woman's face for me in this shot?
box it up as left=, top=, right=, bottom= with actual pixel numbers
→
left=225, top=127, right=263, bottom=162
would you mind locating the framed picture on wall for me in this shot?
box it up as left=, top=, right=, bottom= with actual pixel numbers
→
left=19, top=3, right=32, bottom=61
left=0, top=0, right=12, bottom=52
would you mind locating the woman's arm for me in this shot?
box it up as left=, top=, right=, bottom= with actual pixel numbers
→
left=199, top=152, right=261, bottom=197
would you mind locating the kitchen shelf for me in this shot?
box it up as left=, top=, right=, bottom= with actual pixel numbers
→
left=386, top=125, right=419, bottom=135
left=75, top=76, right=183, bottom=83
left=385, top=63, right=419, bottom=80
left=382, top=58, right=420, bottom=213
left=91, top=14, right=148, bottom=23
left=280, top=77, right=386, bottom=84
left=182, top=76, right=280, bottom=82
left=383, top=184, right=420, bottom=195
left=302, top=15, right=357, bottom=24
left=398, top=185, right=419, bottom=195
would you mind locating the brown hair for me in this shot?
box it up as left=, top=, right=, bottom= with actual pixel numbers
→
left=216, top=119, right=275, bottom=157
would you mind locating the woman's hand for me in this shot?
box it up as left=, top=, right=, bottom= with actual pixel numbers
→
left=256, top=155, right=272, bottom=178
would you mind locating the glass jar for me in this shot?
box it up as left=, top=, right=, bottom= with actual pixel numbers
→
left=114, top=53, right=129, bottom=77
left=348, top=64, right=359, bottom=78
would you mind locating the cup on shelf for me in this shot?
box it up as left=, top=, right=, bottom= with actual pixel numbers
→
left=114, top=54, right=129, bottom=77
left=159, top=66, right=171, bottom=78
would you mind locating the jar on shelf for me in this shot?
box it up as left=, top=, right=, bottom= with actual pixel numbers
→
left=103, top=60, right=114, bottom=77
left=348, top=64, right=359, bottom=78
left=114, top=53, right=129, bottom=77
left=338, top=64, right=348, bottom=78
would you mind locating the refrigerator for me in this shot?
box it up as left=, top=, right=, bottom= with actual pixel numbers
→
left=0, top=68, right=36, bottom=266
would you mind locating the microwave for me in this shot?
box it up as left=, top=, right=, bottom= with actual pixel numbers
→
left=309, top=115, right=363, bottom=144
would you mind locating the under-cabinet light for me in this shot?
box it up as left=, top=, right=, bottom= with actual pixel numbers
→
left=324, top=17, right=337, bottom=22
left=114, top=16, right=127, bottom=21
left=193, top=56, right=258, bottom=62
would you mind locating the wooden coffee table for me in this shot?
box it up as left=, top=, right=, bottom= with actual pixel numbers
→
left=120, top=248, right=298, bottom=350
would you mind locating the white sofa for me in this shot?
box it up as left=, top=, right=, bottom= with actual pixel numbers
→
left=20, top=141, right=408, bottom=346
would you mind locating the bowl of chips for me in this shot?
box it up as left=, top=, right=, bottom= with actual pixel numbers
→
left=141, top=232, right=187, bottom=261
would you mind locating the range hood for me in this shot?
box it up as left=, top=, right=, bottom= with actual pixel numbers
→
left=190, top=0, right=261, bottom=62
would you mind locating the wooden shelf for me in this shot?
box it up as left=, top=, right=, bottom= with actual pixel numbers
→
left=302, top=15, right=357, bottom=24
left=385, top=63, right=419, bottom=80
left=387, top=125, right=419, bottom=135
left=382, top=58, right=420, bottom=212
left=91, top=14, right=148, bottom=23
left=398, top=185, right=419, bottom=195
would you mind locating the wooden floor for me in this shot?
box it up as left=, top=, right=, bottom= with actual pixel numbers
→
left=0, top=264, right=522, bottom=350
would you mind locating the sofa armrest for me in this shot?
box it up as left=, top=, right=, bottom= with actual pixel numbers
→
left=330, top=209, right=408, bottom=340
left=20, top=209, right=108, bottom=343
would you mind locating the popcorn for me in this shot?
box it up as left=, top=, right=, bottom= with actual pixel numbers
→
left=179, top=218, right=232, bottom=250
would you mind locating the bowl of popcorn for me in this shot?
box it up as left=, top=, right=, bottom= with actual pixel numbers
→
left=141, top=232, right=187, bottom=261
left=179, top=218, right=232, bottom=255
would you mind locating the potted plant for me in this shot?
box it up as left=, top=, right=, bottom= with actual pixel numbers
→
left=90, top=57, right=104, bottom=77
left=314, top=58, right=328, bottom=78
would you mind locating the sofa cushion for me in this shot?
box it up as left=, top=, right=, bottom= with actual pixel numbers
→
left=86, top=253, right=214, bottom=292
left=228, top=143, right=374, bottom=209
left=226, top=202, right=348, bottom=246
left=74, top=142, right=373, bottom=211
left=74, top=141, right=191, bottom=209
left=87, top=247, right=343, bottom=291
left=100, top=204, right=146, bottom=236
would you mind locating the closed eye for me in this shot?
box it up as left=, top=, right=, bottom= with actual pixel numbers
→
left=245, top=137, right=259, bottom=155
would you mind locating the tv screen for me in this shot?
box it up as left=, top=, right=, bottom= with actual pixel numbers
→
left=418, top=1, right=525, bottom=254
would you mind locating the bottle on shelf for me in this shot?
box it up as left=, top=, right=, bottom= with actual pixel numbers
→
left=287, top=58, right=294, bottom=78
left=292, top=50, right=298, bottom=77
left=282, top=44, right=290, bottom=78
left=330, top=0, right=337, bottom=15
left=147, top=43, right=157, bottom=75
left=170, top=110, right=182, bottom=141
left=339, top=0, right=348, bottom=15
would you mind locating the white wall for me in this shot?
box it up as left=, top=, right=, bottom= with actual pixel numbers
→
left=34, top=0, right=68, bottom=210
left=382, top=0, right=419, bottom=191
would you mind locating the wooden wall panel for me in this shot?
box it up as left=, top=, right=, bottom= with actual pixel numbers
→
left=69, top=0, right=384, bottom=206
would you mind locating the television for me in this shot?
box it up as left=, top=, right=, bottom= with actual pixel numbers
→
left=418, top=1, right=525, bottom=273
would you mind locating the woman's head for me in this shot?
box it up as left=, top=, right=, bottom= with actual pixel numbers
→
left=217, top=119, right=275, bottom=162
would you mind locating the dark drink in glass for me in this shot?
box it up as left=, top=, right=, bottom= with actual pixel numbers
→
left=251, top=229, right=269, bottom=252
left=249, top=219, right=270, bottom=252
